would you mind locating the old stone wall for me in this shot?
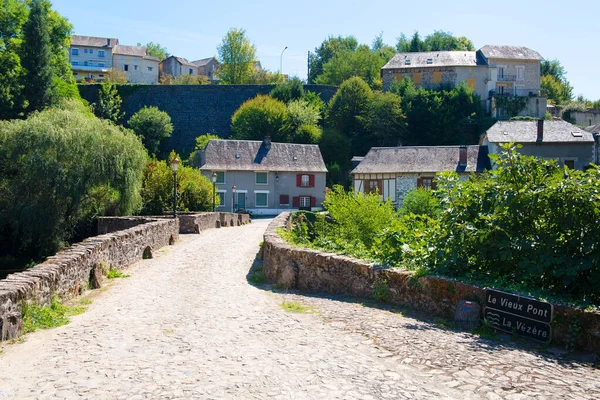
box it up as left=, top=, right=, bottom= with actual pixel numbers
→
left=263, top=213, right=600, bottom=351
left=78, top=84, right=339, bottom=157
left=0, top=218, right=179, bottom=341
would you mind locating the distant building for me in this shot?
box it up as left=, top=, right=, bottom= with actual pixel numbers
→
left=192, top=57, right=219, bottom=82
left=159, top=56, right=199, bottom=79
left=197, top=137, right=327, bottom=215
left=68, top=35, right=159, bottom=84
left=381, top=45, right=546, bottom=119
left=351, top=145, right=490, bottom=205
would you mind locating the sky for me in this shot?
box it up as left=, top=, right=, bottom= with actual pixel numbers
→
left=52, top=0, right=600, bottom=100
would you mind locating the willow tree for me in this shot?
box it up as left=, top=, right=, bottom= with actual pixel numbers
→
left=216, top=28, right=257, bottom=84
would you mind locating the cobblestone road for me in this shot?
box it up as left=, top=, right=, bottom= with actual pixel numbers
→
left=0, top=218, right=598, bottom=399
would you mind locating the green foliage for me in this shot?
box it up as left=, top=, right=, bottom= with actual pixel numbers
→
left=400, top=188, right=440, bottom=217
left=193, top=133, right=220, bottom=150
left=280, top=301, right=313, bottom=313
left=94, top=81, right=124, bottom=123
left=286, top=99, right=321, bottom=130
left=304, top=90, right=326, bottom=114
left=396, top=30, right=475, bottom=52
left=0, top=103, right=147, bottom=258
left=107, top=268, right=130, bottom=279
left=294, top=123, right=322, bottom=144
left=172, top=73, right=210, bottom=85
left=216, top=28, right=257, bottom=84
left=20, top=0, right=57, bottom=113
left=358, top=91, right=406, bottom=153
left=308, top=35, right=358, bottom=84
left=128, top=106, right=173, bottom=156
left=315, top=44, right=385, bottom=90
left=371, top=279, right=390, bottom=302
left=326, top=76, right=373, bottom=143
left=22, top=295, right=87, bottom=334
left=541, top=60, right=573, bottom=105
left=494, top=96, right=529, bottom=118
left=139, top=153, right=215, bottom=215
left=230, top=94, right=289, bottom=141
left=138, top=41, right=168, bottom=61
left=270, top=77, right=304, bottom=103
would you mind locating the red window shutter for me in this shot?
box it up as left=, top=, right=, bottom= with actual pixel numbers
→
left=310, top=196, right=316, bottom=207
left=309, top=174, right=315, bottom=188
left=296, top=174, right=302, bottom=187
left=292, top=196, right=300, bottom=207
left=279, top=194, right=289, bottom=205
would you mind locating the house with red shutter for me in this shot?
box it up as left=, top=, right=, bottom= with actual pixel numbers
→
left=198, top=137, right=327, bottom=215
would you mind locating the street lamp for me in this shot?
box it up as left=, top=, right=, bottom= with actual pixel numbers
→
left=211, top=172, right=217, bottom=212
left=232, top=185, right=237, bottom=213
left=170, top=158, right=180, bottom=218
left=280, top=46, right=288, bottom=75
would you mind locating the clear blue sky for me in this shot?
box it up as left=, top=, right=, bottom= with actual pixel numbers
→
left=52, top=0, right=600, bottom=100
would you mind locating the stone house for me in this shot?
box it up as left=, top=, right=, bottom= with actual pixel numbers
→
left=480, top=120, right=597, bottom=170
left=351, top=145, right=490, bottom=205
left=198, top=137, right=327, bottom=215
left=69, top=35, right=118, bottom=82
left=68, top=35, right=158, bottom=83
left=192, top=57, right=219, bottom=82
left=381, top=45, right=546, bottom=118
left=159, top=56, right=199, bottom=79
left=571, top=109, right=600, bottom=127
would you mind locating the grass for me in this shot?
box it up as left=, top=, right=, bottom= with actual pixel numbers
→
left=280, top=301, right=313, bottom=314
left=473, top=320, right=499, bottom=340
left=106, top=269, right=130, bottom=279
left=22, top=296, right=88, bottom=334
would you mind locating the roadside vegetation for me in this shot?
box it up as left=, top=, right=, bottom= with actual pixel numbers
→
left=280, top=145, right=600, bottom=307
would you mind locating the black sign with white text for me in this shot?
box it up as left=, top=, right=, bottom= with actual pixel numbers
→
left=484, top=308, right=552, bottom=343
left=485, top=288, right=553, bottom=324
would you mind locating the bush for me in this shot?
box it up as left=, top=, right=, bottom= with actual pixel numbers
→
left=293, top=123, right=322, bottom=144
left=140, top=152, right=216, bottom=215
left=128, top=106, right=173, bottom=155
left=401, top=188, right=440, bottom=218
left=0, top=104, right=147, bottom=258
left=94, top=81, right=124, bottom=123
left=230, top=95, right=289, bottom=141
left=270, top=77, right=304, bottom=103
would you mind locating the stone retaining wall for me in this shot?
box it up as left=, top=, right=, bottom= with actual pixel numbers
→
left=263, top=213, right=600, bottom=352
left=0, top=218, right=179, bottom=341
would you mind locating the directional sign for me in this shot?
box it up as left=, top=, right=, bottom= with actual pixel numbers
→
left=485, top=288, right=553, bottom=324
left=484, top=308, right=551, bottom=343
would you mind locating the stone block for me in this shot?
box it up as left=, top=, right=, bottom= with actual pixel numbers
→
left=454, top=300, right=481, bottom=331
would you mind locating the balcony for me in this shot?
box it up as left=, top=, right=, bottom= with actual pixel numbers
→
left=489, top=88, right=547, bottom=98
left=496, top=74, right=516, bottom=82
left=71, top=65, right=111, bottom=73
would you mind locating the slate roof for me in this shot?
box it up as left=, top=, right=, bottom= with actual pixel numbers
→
left=382, top=51, right=479, bottom=69
left=200, top=139, right=328, bottom=172
left=484, top=120, right=594, bottom=143
left=479, top=45, right=543, bottom=61
left=175, top=57, right=198, bottom=67
left=113, top=45, right=147, bottom=57
left=351, top=146, right=490, bottom=174
left=192, top=57, right=217, bottom=66
left=585, top=123, right=600, bottom=134
left=71, top=35, right=118, bottom=48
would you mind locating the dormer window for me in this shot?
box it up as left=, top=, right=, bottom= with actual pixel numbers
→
left=405, top=59, right=411, bottom=65
left=426, top=58, right=433, bottom=64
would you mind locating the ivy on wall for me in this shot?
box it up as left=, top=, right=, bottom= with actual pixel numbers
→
left=494, top=96, right=529, bottom=118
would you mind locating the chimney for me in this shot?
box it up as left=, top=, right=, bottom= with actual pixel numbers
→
left=263, top=136, right=271, bottom=149
left=537, top=119, right=544, bottom=142
left=459, top=146, right=468, bottom=167
left=107, top=38, right=111, bottom=46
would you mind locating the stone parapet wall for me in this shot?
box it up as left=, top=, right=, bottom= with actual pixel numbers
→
left=0, top=218, right=179, bottom=341
left=263, top=213, right=600, bottom=352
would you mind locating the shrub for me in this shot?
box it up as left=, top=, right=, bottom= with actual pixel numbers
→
left=128, top=106, right=173, bottom=156
left=401, top=188, right=440, bottom=218
left=231, top=95, right=289, bottom=141
left=270, top=77, right=304, bottom=103
left=293, top=123, right=322, bottom=144
left=286, top=99, right=321, bottom=130
left=0, top=105, right=147, bottom=258
left=94, top=81, right=124, bottom=123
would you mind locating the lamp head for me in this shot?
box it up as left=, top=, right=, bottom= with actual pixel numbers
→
left=212, top=172, right=217, bottom=183
left=171, top=158, right=180, bottom=172
left=232, top=185, right=236, bottom=193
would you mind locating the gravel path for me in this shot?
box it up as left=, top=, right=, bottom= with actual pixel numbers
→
left=0, top=218, right=598, bottom=399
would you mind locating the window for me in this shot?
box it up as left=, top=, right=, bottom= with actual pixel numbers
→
left=426, top=58, right=433, bottom=64
left=405, top=59, right=411, bottom=65
left=216, top=191, right=225, bottom=208
left=83, top=61, right=89, bottom=66
left=255, top=172, right=268, bottom=185
left=89, top=49, right=93, bottom=55
left=365, top=180, right=382, bottom=194
left=123, top=64, right=129, bottom=71
left=301, top=174, right=310, bottom=187
left=98, top=63, right=105, bottom=67
left=99, top=74, right=104, bottom=78
left=296, top=174, right=314, bottom=187
left=84, top=49, right=88, bottom=54
left=497, top=67, right=505, bottom=79
left=189, top=68, right=193, bottom=74
left=433, top=71, right=442, bottom=84
left=516, top=66, right=525, bottom=81
left=299, top=196, right=311, bottom=208
left=413, top=72, right=422, bottom=85
left=466, top=78, right=475, bottom=90
left=279, top=194, right=289, bottom=205
left=98, top=50, right=105, bottom=58
left=73, top=73, right=78, bottom=76
left=71, top=48, right=79, bottom=56
left=418, top=177, right=436, bottom=190
left=148, top=66, right=153, bottom=72
left=134, top=65, right=139, bottom=71
left=255, top=192, right=268, bottom=207
left=71, top=61, right=79, bottom=66
left=215, top=171, right=225, bottom=184
left=564, top=159, right=575, bottom=169
left=393, top=73, right=403, bottom=82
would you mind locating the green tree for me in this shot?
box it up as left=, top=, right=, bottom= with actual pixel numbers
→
left=359, top=91, right=407, bottom=152
left=0, top=100, right=147, bottom=258
left=423, top=30, right=474, bottom=51
left=94, top=81, right=124, bottom=123
left=216, top=28, right=257, bottom=84
left=20, top=0, right=57, bottom=113
left=270, top=77, right=304, bottom=103
left=231, top=95, right=289, bottom=141
left=286, top=99, right=321, bottom=130
left=409, top=31, right=426, bottom=52
left=138, top=41, right=168, bottom=61
left=541, top=59, right=573, bottom=105
left=128, top=106, right=174, bottom=156
left=541, top=59, right=567, bottom=81
left=193, top=133, right=220, bottom=150
left=308, top=35, right=358, bottom=83
left=315, top=45, right=385, bottom=90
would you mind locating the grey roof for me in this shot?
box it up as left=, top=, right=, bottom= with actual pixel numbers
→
left=192, top=57, right=217, bottom=66
left=351, top=146, right=490, bottom=174
left=71, top=35, right=118, bottom=48
left=144, top=55, right=160, bottom=62
left=175, top=57, right=198, bottom=67
left=585, top=123, right=600, bottom=133
left=382, top=51, right=478, bottom=69
left=200, top=139, right=327, bottom=172
left=485, top=120, right=594, bottom=143
left=113, top=45, right=147, bottom=57
left=479, top=45, right=543, bottom=61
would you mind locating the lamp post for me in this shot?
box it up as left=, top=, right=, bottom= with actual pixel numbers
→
left=170, top=158, right=180, bottom=218
left=280, top=46, right=288, bottom=75
left=232, top=185, right=237, bottom=213
left=211, top=172, right=217, bottom=212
